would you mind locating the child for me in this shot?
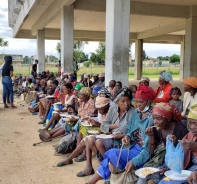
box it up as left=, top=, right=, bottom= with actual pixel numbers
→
left=169, top=87, right=183, bottom=113
left=129, top=85, right=137, bottom=108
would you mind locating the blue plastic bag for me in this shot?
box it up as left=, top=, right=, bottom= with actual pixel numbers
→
left=165, top=135, right=184, bottom=173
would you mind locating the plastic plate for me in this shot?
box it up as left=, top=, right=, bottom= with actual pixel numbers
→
left=135, top=167, right=160, bottom=179
left=164, top=170, right=192, bottom=181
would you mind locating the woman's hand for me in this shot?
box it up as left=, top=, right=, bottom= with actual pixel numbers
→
left=109, top=123, right=119, bottom=130
left=55, top=109, right=62, bottom=113
left=122, top=135, right=130, bottom=147
left=170, top=135, right=177, bottom=143
left=187, top=171, right=197, bottom=184
left=111, top=133, right=124, bottom=140
left=89, top=119, right=99, bottom=127
left=179, top=139, right=197, bottom=151
left=125, top=162, right=135, bottom=174
left=146, top=127, right=154, bottom=137
left=159, top=168, right=169, bottom=175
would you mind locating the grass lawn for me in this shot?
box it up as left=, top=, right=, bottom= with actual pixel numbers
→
left=12, top=65, right=180, bottom=79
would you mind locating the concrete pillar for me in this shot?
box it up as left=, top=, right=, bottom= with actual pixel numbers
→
left=134, top=39, right=143, bottom=80
left=105, top=0, right=130, bottom=87
left=179, top=41, right=185, bottom=80
left=37, top=30, right=45, bottom=72
left=184, top=7, right=197, bottom=78
left=61, top=5, right=74, bottom=73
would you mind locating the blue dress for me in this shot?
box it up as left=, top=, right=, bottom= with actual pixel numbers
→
left=98, top=145, right=142, bottom=180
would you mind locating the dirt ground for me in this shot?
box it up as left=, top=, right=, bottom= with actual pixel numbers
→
left=0, top=79, right=184, bottom=184
left=0, top=97, right=103, bottom=184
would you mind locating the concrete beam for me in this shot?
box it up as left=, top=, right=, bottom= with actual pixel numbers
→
left=16, top=29, right=184, bottom=43
left=130, top=1, right=189, bottom=18
left=31, top=0, right=76, bottom=36
left=74, top=0, right=190, bottom=18
left=137, top=21, right=186, bottom=39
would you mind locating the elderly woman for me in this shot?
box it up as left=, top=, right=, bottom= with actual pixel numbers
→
left=56, top=96, right=111, bottom=172
left=139, top=77, right=150, bottom=86
left=86, top=85, right=156, bottom=184
left=57, top=87, right=134, bottom=177
left=137, top=103, right=188, bottom=184
left=155, top=105, right=197, bottom=184
left=182, top=77, right=197, bottom=118
left=153, top=71, right=172, bottom=103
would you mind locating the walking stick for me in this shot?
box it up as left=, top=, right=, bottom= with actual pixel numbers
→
left=33, top=134, right=64, bottom=146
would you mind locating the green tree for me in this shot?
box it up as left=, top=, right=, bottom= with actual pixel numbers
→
left=0, top=38, right=9, bottom=54
left=143, top=50, right=148, bottom=60
left=74, top=41, right=88, bottom=50
left=170, top=54, right=180, bottom=63
left=96, top=42, right=105, bottom=60
left=23, top=56, right=31, bottom=64
left=56, top=41, right=88, bottom=60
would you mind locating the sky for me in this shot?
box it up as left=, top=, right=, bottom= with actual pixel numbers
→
left=0, top=0, right=181, bottom=59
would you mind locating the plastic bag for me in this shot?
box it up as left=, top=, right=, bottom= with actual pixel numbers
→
left=165, top=135, right=184, bottom=173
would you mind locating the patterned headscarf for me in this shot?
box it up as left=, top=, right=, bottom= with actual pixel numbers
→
left=113, top=87, right=131, bottom=102
left=184, top=77, right=197, bottom=89
left=152, top=102, right=181, bottom=123
left=95, top=96, right=110, bottom=108
left=98, top=88, right=112, bottom=99
left=135, top=84, right=156, bottom=101
left=160, top=71, right=173, bottom=82
left=188, top=104, right=197, bottom=120
left=79, top=87, right=92, bottom=97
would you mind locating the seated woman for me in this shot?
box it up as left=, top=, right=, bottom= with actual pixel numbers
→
left=156, top=104, right=197, bottom=184
left=56, top=87, right=134, bottom=177
left=44, top=83, right=76, bottom=129
left=182, top=77, right=197, bottom=121
left=39, top=105, right=77, bottom=141
left=37, top=80, right=60, bottom=124
left=153, top=71, right=172, bottom=103
left=55, top=96, right=110, bottom=162
left=39, top=87, right=96, bottom=141
left=87, top=84, right=156, bottom=184
left=137, top=103, right=188, bottom=184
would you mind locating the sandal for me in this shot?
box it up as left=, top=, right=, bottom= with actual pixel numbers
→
left=76, top=169, right=95, bottom=177
left=38, top=129, right=50, bottom=139
left=10, top=105, right=17, bottom=109
left=39, top=134, right=52, bottom=142
left=57, top=160, right=73, bottom=167
left=74, top=154, right=86, bottom=162
left=4, top=105, right=10, bottom=108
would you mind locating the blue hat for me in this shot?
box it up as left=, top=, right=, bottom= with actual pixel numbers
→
left=69, top=75, right=76, bottom=80
left=92, top=86, right=103, bottom=95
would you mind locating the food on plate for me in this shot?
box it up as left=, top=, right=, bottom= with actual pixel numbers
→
left=88, top=130, right=100, bottom=134
left=141, top=168, right=155, bottom=177
left=82, top=121, right=90, bottom=126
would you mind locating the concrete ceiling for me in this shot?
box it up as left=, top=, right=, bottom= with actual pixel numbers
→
left=45, top=11, right=184, bottom=33
left=11, top=0, right=197, bottom=42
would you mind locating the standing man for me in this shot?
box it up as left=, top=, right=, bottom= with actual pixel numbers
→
left=2, top=56, right=16, bottom=108
left=73, top=59, right=78, bottom=80
left=31, top=59, right=38, bottom=79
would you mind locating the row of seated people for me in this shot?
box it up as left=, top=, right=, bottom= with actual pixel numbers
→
left=24, top=70, right=197, bottom=184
